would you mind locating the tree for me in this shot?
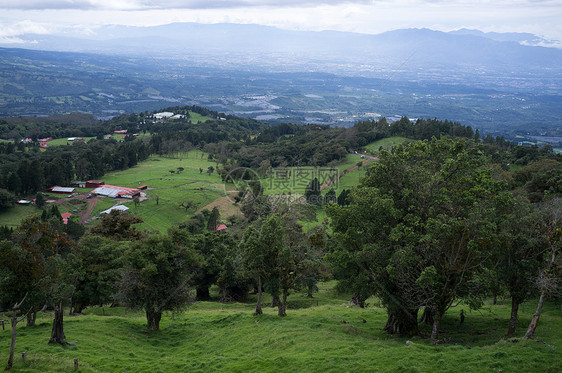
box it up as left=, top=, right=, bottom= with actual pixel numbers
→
left=524, top=198, right=562, bottom=339
left=89, top=210, right=144, bottom=241
left=207, top=166, right=214, bottom=175
left=324, top=188, right=337, bottom=205
left=63, top=235, right=125, bottom=314
left=0, top=189, right=15, bottom=211
left=206, top=207, right=220, bottom=232
left=328, top=138, right=511, bottom=339
left=305, top=177, right=322, bottom=205
left=118, top=235, right=202, bottom=330
left=35, top=192, right=46, bottom=208
left=496, top=197, right=545, bottom=336
left=241, top=226, right=266, bottom=315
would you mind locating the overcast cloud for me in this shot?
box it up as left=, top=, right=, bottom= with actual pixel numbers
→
left=1, top=0, right=561, bottom=44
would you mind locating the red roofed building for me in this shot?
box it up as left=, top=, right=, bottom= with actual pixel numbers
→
left=114, top=130, right=128, bottom=134
left=61, top=212, right=72, bottom=225
left=216, top=224, right=228, bottom=231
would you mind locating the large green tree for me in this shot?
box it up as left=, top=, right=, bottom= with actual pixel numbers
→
left=117, top=235, right=202, bottom=330
left=329, top=138, right=512, bottom=339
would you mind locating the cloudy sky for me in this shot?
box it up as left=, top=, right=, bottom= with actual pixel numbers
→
left=1, top=0, right=562, bottom=43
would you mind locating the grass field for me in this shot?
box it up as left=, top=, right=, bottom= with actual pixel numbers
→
left=363, top=136, right=410, bottom=153
left=0, top=282, right=560, bottom=372
left=0, top=205, right=41, bottom=228
left=0, top=150, right=235, bottom=233
left=91, top=150, right=232, bottom=232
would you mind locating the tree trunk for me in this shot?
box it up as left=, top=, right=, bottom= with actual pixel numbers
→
left=26, top=311, right=37, bottom=327
left=524, top=292, right=545, bottom=339
left=383, top=308, right=419, bottom=336
left=146, top=310, right=162, bottom=331
left=307, top=284, right=314, bottom=298
left=48, top=304, right=67, bottom=345
left=271, top=294, right=280, bottom=308
left=196, top=287, right=210, bottom=301
left=493, top=294, right=497, bottom=305
left=254, top=276, right=263, bottom=316
left=278, top=290, right=288, bottom=317
left=419, top=307, right=434, bottom=325
left=507, top=297, right=520, bottom=337
left=6, top=310, right=18, bottom=370
left=430, top=311, right=442, bottom=341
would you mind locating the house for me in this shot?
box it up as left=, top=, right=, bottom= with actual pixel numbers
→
left=61, top=212, right=72, bottom=225
left=99, top=205, right=129, bottom=215
left=39, top=142, right=48, bottom=149
left=38, top=137, right=52, bottom=142
left=153, top=112, right=174, bottom=120
left=86, top=180, right=105, bottom=188
left=67, top=137, right=84, bottom=142
left=48, top=186, right=75, bottom=194
left=113, top=130, right=127, bottom=134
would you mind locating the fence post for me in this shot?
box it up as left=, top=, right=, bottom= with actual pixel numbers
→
left=74, top=358, right=79, bottom=370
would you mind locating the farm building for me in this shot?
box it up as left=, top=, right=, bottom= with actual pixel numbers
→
left=86, top=180, right=105, bottom=188
left=48, top=186, right=75, bottom=194
left=114, top=130, right=127, bottom=134
left=61, top=212, right=72, bottom=225
left=92, top=185, right=141, bottom=199
left=100, top=205, right=129, bottom=215
left=138, top=185, right=148, bottom=190
left=71, top=181, right=87, bottom=188
left=67, top=137, right=84, bottom=142
left=16, top=200, right=32, bottom=205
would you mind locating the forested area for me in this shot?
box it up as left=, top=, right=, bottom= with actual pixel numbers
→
left=0, top=106, right=561, bottom=370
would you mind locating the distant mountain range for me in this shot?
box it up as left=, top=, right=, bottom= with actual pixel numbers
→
left=1, top=23, right=562, bottom=137
left=3, top=23, right=562, bottom=84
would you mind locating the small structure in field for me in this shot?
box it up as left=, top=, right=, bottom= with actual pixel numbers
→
left=48, top=186, right=76, bottom=194
left=99, top=205, right=129, bottom=215
left=67, top=137, right=84, bottom=142
left=86, top=180, right=105, bottom=188
left=92, top=185, right=141, bottom=199
left=114, top=130, right=127, bottom=134
left=16, top=200, right=32, bottom=205
left=216, top=224, right=228, bottom=231
left=61, top=212, right=72, bottom=225
left=71, top=181, right=86, bottom=188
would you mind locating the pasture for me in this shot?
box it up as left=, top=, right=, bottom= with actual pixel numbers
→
left=0, top=282, right=560, bottom=372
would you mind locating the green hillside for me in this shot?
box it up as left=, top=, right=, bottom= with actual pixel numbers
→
left=0, top=282, right=559, bottom=372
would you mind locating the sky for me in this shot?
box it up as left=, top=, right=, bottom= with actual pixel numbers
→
left=1, top=0, right=562, bottom=44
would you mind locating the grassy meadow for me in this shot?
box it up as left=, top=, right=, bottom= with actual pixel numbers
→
left=363, top=136, right=410, bottom=153
left=0, top=282, right=560, bottom=372
left=0, top=150, right=235, bottom=233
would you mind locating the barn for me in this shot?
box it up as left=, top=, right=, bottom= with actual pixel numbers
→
left=48, top=186, right=75, bottom=194
left=92, top=185, right=141, bottom=199
left=86, top=180, right=105, bottom=188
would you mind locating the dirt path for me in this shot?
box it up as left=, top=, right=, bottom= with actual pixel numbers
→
left=80, top=196, right=100, bottom=223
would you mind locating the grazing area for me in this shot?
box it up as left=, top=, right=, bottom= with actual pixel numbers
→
left=0, top=282, right=560, bottom=372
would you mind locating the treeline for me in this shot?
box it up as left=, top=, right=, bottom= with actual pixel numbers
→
left=0, top=113, right=104, bottom=140
left=0, top=137, right=150, bottom=200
